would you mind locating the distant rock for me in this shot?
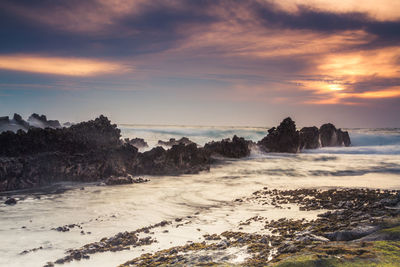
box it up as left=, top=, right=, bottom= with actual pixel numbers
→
left=125, top=138, right=149, bottom=149
left=258, top=117, right=300, bottom=153
left=104, top=175, right=149, bottom=185
left=28, top=113, right=61, bottom=129
left=204, top=135, right=251, bottom=158
left=0, top=114, right=30, bottom=133
left=320, top=123, right=351, bottom=147
left=134, top=143, right=210, bottom=175
left=4, top=197, right=17, bottom=205
left=158, top=137, right=195, bottom=147
left=299, top=126, right=320, bottom=149
left=0, top=113, right=61, bottom=133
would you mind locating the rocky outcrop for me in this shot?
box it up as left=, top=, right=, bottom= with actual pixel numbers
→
left=134, top=143, right=210, bottom=175
left=4, top=197, right=17, bottom=205
left=0, top=115, right=215, bottom=192
left=299, top=126, right=320, bottom=149
left=28, top=113, right=61, bottom=128
left=320, top=123, right=351, bottom=147
left=104, top=175, right=149, bottom=185
left=0, top=113, right=30, bottom=132
left=0, top=115, right=122, bottom=157
left=204, top=135, right=251, bottom=158
left=0, top=113, right=61, bottom=133
left=257, top=118, right=351, bottom=153
left=258, top=117, right=300, bottom=153
left=158, top=137, right=195, bottom=147
left=125, top=138, right=148, bottom=149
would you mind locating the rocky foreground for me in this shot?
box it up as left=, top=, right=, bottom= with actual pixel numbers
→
left=0, top=115, right=350, bottom=192
left=41, top=187, right=400, bottom=266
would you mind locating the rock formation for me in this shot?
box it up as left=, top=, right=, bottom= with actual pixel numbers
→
left=299, top=127, right=320, bottom=149
left=258, top=118, right=351, bottom=153
left=204, top=135, right=251, bottom=158
left=0, top=113, right=30, bottom=132
left=258, top=117, right=300, bottom=153
left=158, top=137, right=195, bottom=147
left=0, top=115, right=212, bottom=192
left=125, top=138, right=149, bottom=149
left=134, top=143, right=210, bottom=175
left=0, top=113, right=352, bottom=192
left=320, top=123, right=351, bottom=147
left=28, top=113, right=61, bottom=128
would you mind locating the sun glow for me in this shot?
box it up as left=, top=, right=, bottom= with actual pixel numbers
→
left=0, top=55, right=127, bottom=76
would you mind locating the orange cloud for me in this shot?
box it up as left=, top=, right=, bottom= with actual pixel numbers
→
left=267, top=0, right=400, bottom=21
left=0, top=55, right=128, bottom=76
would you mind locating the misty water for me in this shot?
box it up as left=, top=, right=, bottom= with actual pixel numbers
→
left=1, top=126, right=400, bottom=266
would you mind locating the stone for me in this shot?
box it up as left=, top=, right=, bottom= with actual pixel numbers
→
left=158, top=137, right=195, bottom=147
left=320, top=123, right=350, bottom=147
left=204, top=135, right=251, bottom=158
left=258, top=117, right=300, bottom=153
left=299, top=126, right=320, bottom=149
left=125, top=138, right=148, bottom=149
left=4, top=197, right=17, bottom=205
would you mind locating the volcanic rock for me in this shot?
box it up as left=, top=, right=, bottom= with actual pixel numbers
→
left=158, top=137, right=195, bottom=147
left=204, top=135, right=251, bottom=158
left=299, top=126, right=320, bottom=149
left=28, top=113, right=61, bottom=128
left=320, top=123, right=351, bottom=147
left=258, top=117, right=300, bottom=153
left=125, top=138, right=148, bottom=149
left=4, top=197, right=17, bottom=205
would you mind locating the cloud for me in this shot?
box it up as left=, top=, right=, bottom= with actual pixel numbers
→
left=0, top=55, right=128, bottom=76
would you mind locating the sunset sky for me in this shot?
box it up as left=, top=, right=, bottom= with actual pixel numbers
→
left=0, top=0, right=399, bottom=127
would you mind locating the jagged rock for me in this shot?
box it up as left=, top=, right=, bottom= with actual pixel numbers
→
left=125, top=138, right=148, bottom=149
left=204, top=135, right=251, bottom=158
left=135, top=143, right=210, bottom=175
left=4, top=197, right=17, bottom=205
left=258, top=117, right=300, bottom=153
left=0, top=114, right=30, bottom=133
left=320, top=123, right=351, bottom=147
left=0, top=115, right=121, bottom=157
left=28, top=113, right=61, bottom=128
left=299, top=126, right=320, bottom=149
left=158, top=137, right=195, bottom=147
left=104, top=175, right=149, bottom=185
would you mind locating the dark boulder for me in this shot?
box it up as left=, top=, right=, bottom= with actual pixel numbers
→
left=13, top=113, right=30, bottom=129
left=258, top=117, right=300, bottom=153
left=0, top=114, right=30, bottom=133
left=125, top=138, right=148, bottom=149
left=158, top=137, right=195, bottom=147
left=320, top=123, right=351, bottom=147
left=134, top=144, right=210, bottom=175
left=299, top=126, right=320, bottom=149
left=28, top=113, right=61, bottom=128
left=324, top=225, right=379, bottom=241
left=204, top=135, right=251, bottom=158
left=104, top=175, right=149, bottom=185
left=339, top=129, right=351, bottom=147
left=0, top=115, right=121, bottom=157
left=4, top=197, right=17, bottom=205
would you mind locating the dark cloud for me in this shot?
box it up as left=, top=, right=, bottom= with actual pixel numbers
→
left=252, top=1, right=400, bottom=48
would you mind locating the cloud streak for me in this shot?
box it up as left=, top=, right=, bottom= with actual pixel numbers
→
left=0, top=55, right=128, bottom=76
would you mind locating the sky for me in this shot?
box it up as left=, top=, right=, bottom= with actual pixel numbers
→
left=0, top=0, right=399, bottom=128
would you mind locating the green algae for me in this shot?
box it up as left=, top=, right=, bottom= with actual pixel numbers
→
left=274, top=241, right=400, bottom=267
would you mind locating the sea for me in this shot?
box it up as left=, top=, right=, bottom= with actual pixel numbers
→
left=1, top=125, right=400, bottom=266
